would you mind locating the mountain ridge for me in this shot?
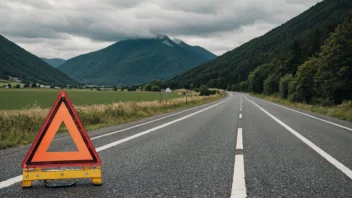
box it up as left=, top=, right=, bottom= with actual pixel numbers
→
left=58, top=35, right=216, bottom=85
left=41, top=58, right=66, bottom=68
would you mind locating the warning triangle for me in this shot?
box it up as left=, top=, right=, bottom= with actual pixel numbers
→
left=22, top=90, right=102, bottom=168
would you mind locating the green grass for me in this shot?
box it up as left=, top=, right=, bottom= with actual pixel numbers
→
left=251, top=94, right=352, bottom=121
left=0, top=93, right=225, bottom=149
left=0, top=89, right=181, bottom=110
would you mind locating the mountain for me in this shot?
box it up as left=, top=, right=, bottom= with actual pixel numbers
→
left=0, top=35, right=77, bottom=85
left=167, top=0, right=352, bottom=95
left=58, top=35, right=216, bottom=85
left=41, top=58, right=66, bottom=68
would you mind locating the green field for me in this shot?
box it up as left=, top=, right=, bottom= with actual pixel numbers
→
left=0, top=79, right=25, bottom=88
left=0, top=89, right=180, bottom=110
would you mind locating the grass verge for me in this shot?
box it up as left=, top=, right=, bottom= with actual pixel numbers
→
left=0, top=93, right=225, bottom=149
left=251, top=93, right=352, bottom=122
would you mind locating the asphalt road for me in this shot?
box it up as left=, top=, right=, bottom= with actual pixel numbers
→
left=0, top=92, right=352, bottom=197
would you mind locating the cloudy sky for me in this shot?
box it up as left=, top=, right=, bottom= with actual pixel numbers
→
left=0, top=0, right=322, bottom=59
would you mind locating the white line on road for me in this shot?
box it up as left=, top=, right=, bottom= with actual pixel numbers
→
left=240, top=97, right=242, bottom=111
left=236, top=128, right=243, bottom=150
left=0, top=94, right=233, bottom=189
left=245, top=96, right=352, bottom=180
left=96, top=94, right=231, bottom=151
left=231, top=128, right=246, bottom=198
left=239, top=114, right=242, bottom=119
left=250, top=96, right=352, bottom=132
left=0, top=176, right=22, bottom=189
left=91, top=96, right=230, bottom=140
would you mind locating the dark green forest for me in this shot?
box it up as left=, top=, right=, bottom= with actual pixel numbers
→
left=0, top=35, right=77, bottom=85
left=166, top=0, right=352, bottom=105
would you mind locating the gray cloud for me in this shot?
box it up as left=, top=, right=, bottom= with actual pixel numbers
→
left=0, top=0, right=322, bottom=59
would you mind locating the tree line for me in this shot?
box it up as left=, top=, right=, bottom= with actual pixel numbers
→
left=233, top=17, right=352, bottom=105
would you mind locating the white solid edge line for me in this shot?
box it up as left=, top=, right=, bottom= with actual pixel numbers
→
left=91, top=94, right=230, bottom=140
left=249, top=95, right=352, bottom=132
left=0, top=176, right=22, bottom=189
left=245, top=96, right=352, bottom=180
left=231, top=128, right=246, bottom=198
left=236, top=128, right=243, bottom=149
left=0, top=94, right=233, bottom=189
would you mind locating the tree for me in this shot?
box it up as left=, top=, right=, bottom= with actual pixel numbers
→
left=199, top=85, right=210, bottom=96
left=15, top=84, right=21, bottom=88
left=24, top=84, right=30, bottom=88
left=247, top=64, right=272, bottom=93
left=151, top=85, right=160, bottom=92
left=279, top=74, right=293, bottom=99
left=113, top=87, right=118, bottom=91
left=231, top=84, right=238, bottom=91
left=151, top=80, right=162, bottom=87
left=239, top=81, right=247, bottom=91
left=295, top=57, right=319, bottom=103
left=314, top=17, right=352, bottom=104
left=263, top=74, right=279, bottom=95
left=7, top=84, right=11, bottom=88
left=143, top=84, right=152, bottom=91
left=31, top=83, right=37, bottom=88
left=226, top=84, right=231, bottom=91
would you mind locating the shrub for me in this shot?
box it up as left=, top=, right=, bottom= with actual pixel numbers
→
left=151, top=85, right=160, bottom=92
left=199, top=85, right=210, bottom=96
left=311, top=97, right=334, bottom=106
left=143, top=84, right=152, bottom=91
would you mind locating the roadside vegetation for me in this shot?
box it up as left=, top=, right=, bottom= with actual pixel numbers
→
left=235, top=17, right=352, bottom=106
left=228, top=16, right=352, bottom=121
left=0, top=92, right=225, bottom=149
left=252, top=93, right=352, bottom=121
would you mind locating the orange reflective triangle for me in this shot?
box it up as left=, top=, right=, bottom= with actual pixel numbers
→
left=22, top=90, right=101, bottom=168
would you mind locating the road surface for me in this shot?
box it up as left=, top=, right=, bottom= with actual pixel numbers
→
left=0, top=92, right=351, bottom=197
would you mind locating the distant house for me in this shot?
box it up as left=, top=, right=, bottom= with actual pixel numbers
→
left=8, top=76, right=21, bottom=82
left=13, top=78, right=21, bottom=82
left=44, top=85, right=51, bottom=88
left=165, top=88, right=172, bottom=93
left=40, top=85, right=45, bottom=88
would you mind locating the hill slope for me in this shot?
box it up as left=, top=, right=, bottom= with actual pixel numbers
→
left=41, top=58, right=66, bottom=68
left=167, top=0, right=352, bottom=91
left=58, top=36, right=216, bottom=85
left=0, top=35, right=77, bottom=85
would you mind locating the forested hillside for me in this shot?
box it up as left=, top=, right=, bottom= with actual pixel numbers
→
left=167, top=0, right=352, bottom=104
left=0, top=35, right=77, bottom=85
left=58, top=35, right=216, bottom=85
